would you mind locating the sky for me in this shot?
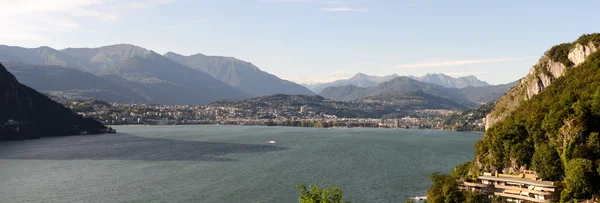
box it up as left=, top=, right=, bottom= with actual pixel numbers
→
left=1, top=0, right=598, bottom=85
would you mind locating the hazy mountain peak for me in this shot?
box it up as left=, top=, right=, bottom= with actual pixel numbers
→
left=351, top=72, right=368, bottom=78
left=417, top=73, right=489, bottom=88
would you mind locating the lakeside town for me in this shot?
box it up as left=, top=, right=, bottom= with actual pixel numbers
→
left=62, top=98, right=487, bottom=131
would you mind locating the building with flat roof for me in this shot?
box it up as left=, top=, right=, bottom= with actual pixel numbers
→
left=462, top=172, right=562, bottom=203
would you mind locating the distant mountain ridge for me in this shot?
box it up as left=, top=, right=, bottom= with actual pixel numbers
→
left=61, top=44, right=248, bottom=105
left=304, top=73, right=400, bottom=93
left=409, top=73, right=490, bottom=88
left=304, top=73, right=490, bottom=94
left=164, top=52, right=313, bottom=96
left=0, top=44, right=322, bottom=105
left=320, top=76, right=476, bottom=107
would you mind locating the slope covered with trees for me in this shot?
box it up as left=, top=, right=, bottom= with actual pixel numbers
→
left=473, top=50, right=600, bottom=201
left=424, top=34, right=600, bottom=203
left=0, top=63, right=107, bottom=140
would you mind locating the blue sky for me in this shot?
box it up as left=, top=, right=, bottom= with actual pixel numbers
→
left=1, top=0, right=598, bottom=85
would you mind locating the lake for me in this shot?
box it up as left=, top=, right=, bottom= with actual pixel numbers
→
left=0, top=125, right=481, bottom=203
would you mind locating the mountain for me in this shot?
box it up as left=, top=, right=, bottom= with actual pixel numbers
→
left=306, top=73, right=490, bottom=93
left=361, top=90, right=469, bottom=110
left=304, top=73, right=400, bottom=93
left=485, top=34, right=599, bottom=129
left=163, top=52, right=313, bottom=96
left=467, top=34, right=600, bottom=201
left=61, top=44, right=248, bottom=105
left=3, top=62, right=148, bottom=103
left=320, top=76, right=474, bottom=108
left=458, top=80, right=519, bottom=103
left=411, top=73, right=490, bottom=88
left=0, top=63, right=107, bottom=140
left=0, top=45, right=93, bottom=72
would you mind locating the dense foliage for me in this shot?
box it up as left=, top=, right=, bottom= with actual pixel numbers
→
left=443, top=102, right=495, bottom=131
left=426, top=172, right=484, bottom=203
left=474, top=43, right=600, bottom=200
left=547, top=33, right=600, bottom=67
left=296, top=184, right=350, bottom=203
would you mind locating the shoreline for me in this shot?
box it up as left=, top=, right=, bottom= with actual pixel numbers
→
left=110, top=123, right=485, bottom=133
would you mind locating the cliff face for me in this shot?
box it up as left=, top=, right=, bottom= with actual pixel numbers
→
left=485, top=40, right=598, bottom=130
left=0, top=63, right=106, bottom=140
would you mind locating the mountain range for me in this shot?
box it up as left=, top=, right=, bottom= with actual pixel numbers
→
left=0, top=44, right=313, bottom=104
left=0, top=43, right=515, bottom=107
left=408, top=73, right=490, bottom=88
left=320, top=76, right=476, bottom=106
left=163, top=52, right=313, bottom=96
left=304, top=73, right=490, bottom=93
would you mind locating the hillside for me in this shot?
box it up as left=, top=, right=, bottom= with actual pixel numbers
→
left=4, top=62, right=148, bottom=103
left=471, top=34, right=600, bottom=201
left=164, top=52, right=313, bottom=96
left=111, top=53, right=248, bottom=105
left=0, top=63, right=107, bottom=140
left=361, top=90, right=468, bottom=110
left=307, top=73, right=490, bottom=93
left=0, top=45, right=93, bottom=72
left=458, top=80, right=518, bottom=103
left=62, top=44, right=249, bottom=104
left=304, top=73, right=399, bottom=93
left=486, top=34, right=599, bottom=129
left=320, top=76, right=474, bottom=107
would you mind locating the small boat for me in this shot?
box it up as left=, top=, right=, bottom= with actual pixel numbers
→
left=267, top=141, right=276, bottom=144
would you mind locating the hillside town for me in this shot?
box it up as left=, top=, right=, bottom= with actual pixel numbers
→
left=63, top=99, right=481, bottom=130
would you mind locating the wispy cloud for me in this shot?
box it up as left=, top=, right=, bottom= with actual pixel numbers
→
left=0, top=0, right=178, bottom=41
left=396, top=57, right=530, bottom=69
left=322, top=7, right=368, bottom=12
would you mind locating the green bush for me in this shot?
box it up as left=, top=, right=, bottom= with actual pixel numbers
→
left=296, top=184, right=350, bottom=203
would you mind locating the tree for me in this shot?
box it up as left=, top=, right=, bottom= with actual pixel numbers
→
left=561, top=158, right=596, bottom=202
left=591, top=87, right=600, bottom=116
left=451, top=161, right=472, bottom=181
left=426, top=172, right=464, bottom=203
left=296, top=184, right=350, bottom=203
left=463, top=191, right=484, bottom=203
left=531, top=143, right=563, bottom=180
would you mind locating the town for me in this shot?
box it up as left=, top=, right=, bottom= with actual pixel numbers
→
left=61, top=97, right=487, bottom=131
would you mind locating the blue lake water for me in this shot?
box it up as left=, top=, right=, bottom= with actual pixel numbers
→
left=0, top=125, right=481, bottom=203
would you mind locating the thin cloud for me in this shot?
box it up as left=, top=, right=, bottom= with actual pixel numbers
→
left=0, top=0, right=179, bottom=41
left=397, top=58, right=530, bottom=69
left=322, top=7, right=368, bottom=12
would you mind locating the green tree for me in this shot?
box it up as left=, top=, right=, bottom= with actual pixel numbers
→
left=561, top=158, right=596, bottom=202
left=451, top=161, right=472, bottom=181
left=426, top=172, right=464, bottom=203
left=591, top=87, right=600, bottom=116
left=531, top=143, right=563, bottom=180
left=296, top=184, right=350, bottom=203
left=463, top=191, right=484, bottom=203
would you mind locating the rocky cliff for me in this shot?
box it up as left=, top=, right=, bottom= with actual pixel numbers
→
left=485, top=34, right=599, bottom=129
left=0, top=63, right=107, bottom=140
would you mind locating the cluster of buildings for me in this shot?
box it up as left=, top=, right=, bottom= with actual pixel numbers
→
left=462, top=171, right=564, bottom=203
left=64, top=99, right=462, bottom=129
left=449, top=112, right=487, bottom=132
